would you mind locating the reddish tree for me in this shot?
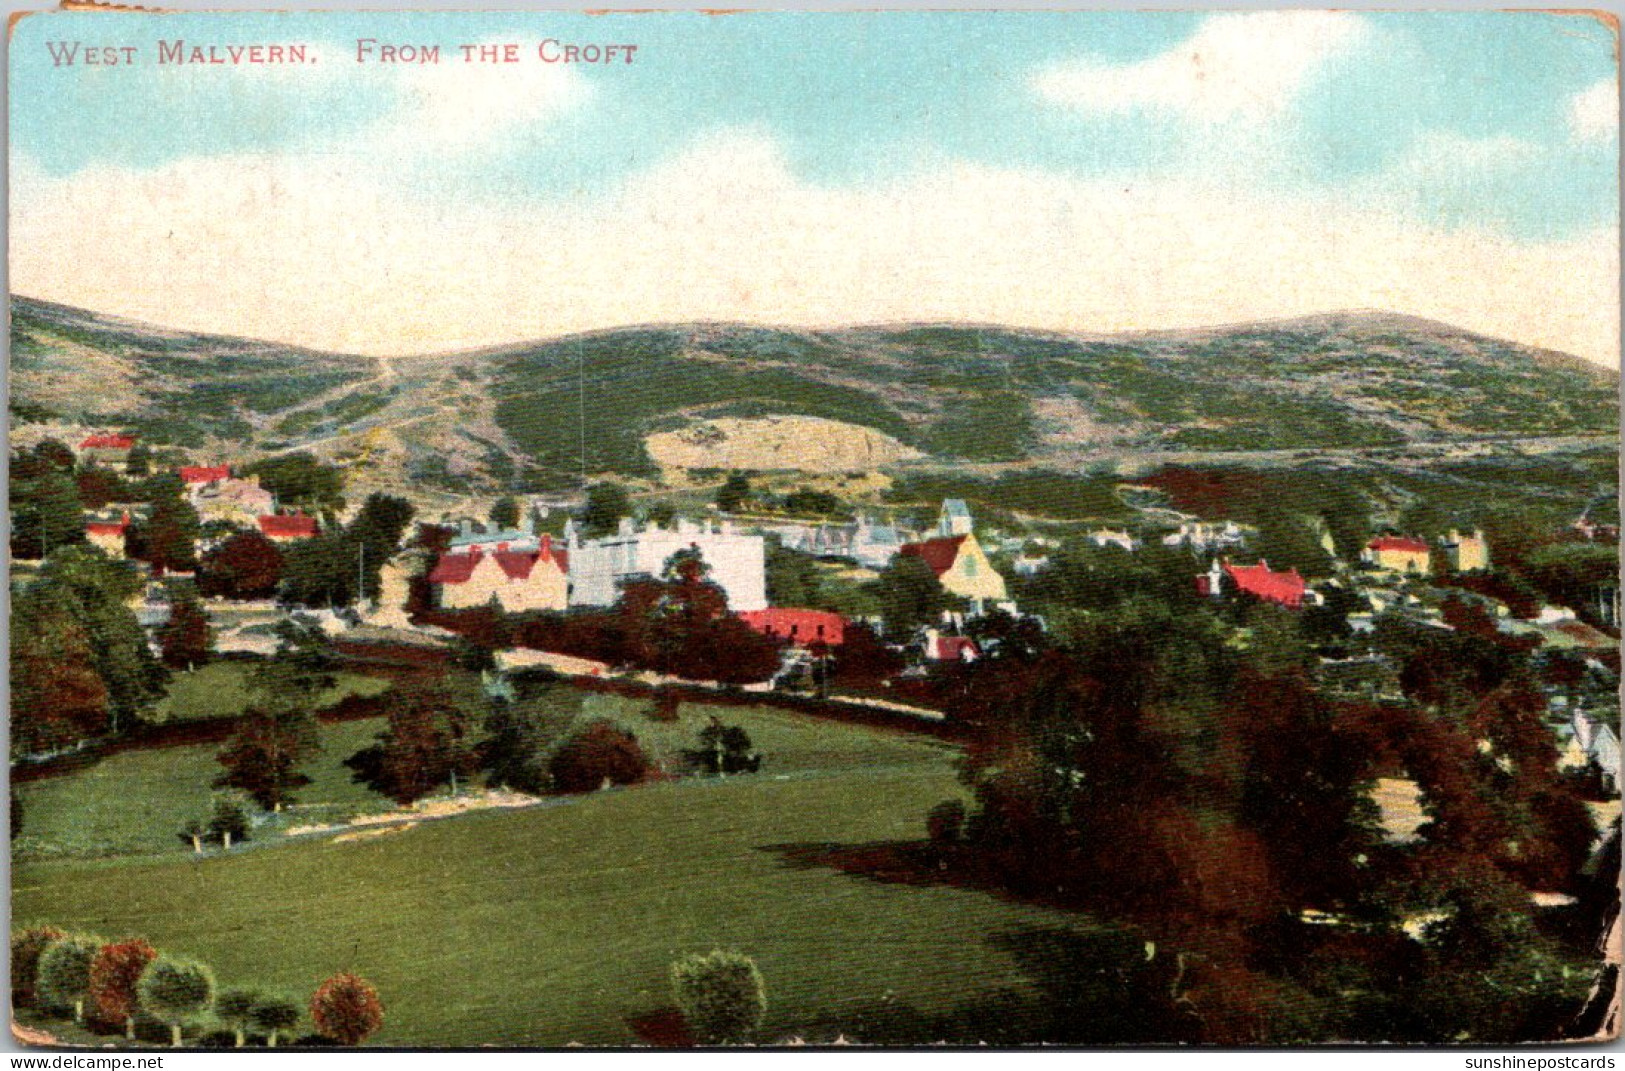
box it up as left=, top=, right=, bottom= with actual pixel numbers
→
left=198, top=531, right=284, bottom=600
left=344, top=690, right=478, bottom=806
left=158, top=593, right=212, bottom=670
left=310, top=972, right=384, bottom=1046
left=11, top=598, right=110, bottom=755
left=88, top=938, right=157, bottom=1038
left=216, top=711, right=317, bottom=811
left=549, top=720, right=650, bottom=793
left=11, top=925, right=66, bottom=1007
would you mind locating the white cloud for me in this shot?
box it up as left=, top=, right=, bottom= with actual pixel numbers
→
left=1032, top=12, right=1370, bottom=125
left=9, top=130, right=1618, bottom=367
left=1569, top=79, right=1617, bottom=144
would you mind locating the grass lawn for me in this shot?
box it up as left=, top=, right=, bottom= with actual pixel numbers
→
left=149, top=662, right=389, bottom=724
left=13, top=765, right=1122, bottom=1047
left=13, top=718, right=398, bottom=862
left=13, top=697, right=1127, bottom=1046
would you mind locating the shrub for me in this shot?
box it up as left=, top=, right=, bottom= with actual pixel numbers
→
left=926, top=799, right=967, bottom=849
left=88, top=938, right=158, bottom=1038
left=38, top=934, right=104, bottom=1022
left=215, top=987, right=259, bottom=1047
left=670, top=950, right=767, bottom=1045
left=206, top=794, right=251, bottom=848
left=138, top=956, right=216, bottom=1047
left=684, top=719, right=761, bottom=776
left=11, top=926, right=65, bottom=1007
left=549, top=720, right=650, bottom=794
left=310, top=972, right=384, bottom=1046
left=249, top=994, right=302, bottom=1048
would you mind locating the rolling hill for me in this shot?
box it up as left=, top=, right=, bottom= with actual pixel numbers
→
left=10, top=296, right=1617, bottom=495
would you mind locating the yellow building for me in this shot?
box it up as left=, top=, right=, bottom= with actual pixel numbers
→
left=429, top=538, right=569, bottom=613
left=85, top=513, right=131, bottom=558
left=898, top=533, right=1008, bottom=610
left=1363, top=536, right=1431, bottom=575
left=1439, top=529, right=1490, bottom=572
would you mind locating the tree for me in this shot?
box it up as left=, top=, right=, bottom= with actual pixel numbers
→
left=874, top=554, right=948, bottom=637
left=549, top=720, right=650, bottom=793
left=158, top=586, right=213, bottom=669
left=10, top=787, right=22, bottom=839
left=582, top=482, right=632, bottom=538
left=249, top=994, right=302, bottom=1047
left=670, top=950, right=766, bottom=1044
left=11, top=466, right=87, bottom=560
left=310, top=973, right=383, bottom=1046
left=11, top=926, right=66, bottom=1008
left=716, top=473, right=751, bottom=514
left=37, top=934, right=103, bottom=1022
left=137, top=956, right=215, bottom=1047
left=215, top=710, right=317, bottom=812
left=198, top=531, right=284, bottom=599
left=88, top=938, right=158, bottom=1038
left=206, top=794, right=251, bottom=849
left=10, top=588, right=110, bottom=756
left=215, top=988, right=259, bottom=1047
left=347, top=493, right=416, bottom=601
left=240, top=453, right=345, bottom=515
left=489, top=495, right=521, bottom=530
left=685, top=717, right=760, bottom=775
left=764, top=541, right=825, bottom=608
left=279, top=533, right=358, bottom=608
left=35, top=547, right=167, bottom=734
left=130, top=477, right=200, bottom=574
left=478, top=691, right=579, bottom=796
left=345, top=688, right=478, bottom=805
left=124, top=442, right=152, bottom=478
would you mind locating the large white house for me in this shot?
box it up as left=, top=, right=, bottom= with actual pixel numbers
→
left=568, top=517, right=768, bottom=612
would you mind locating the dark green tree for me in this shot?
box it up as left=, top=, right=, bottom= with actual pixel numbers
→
left=581, top=482, right=632, bottom=538
left=489, top=495, right=521, bottom=530
left=873, top=554, right=949, bottom=637
left=240, top=452, right=345, bottom=515
left=716, top=473, right=752, bottom=514
left=137, top=956, right=215, bottom=1047
left=37, top=933, right=103, bottom=1022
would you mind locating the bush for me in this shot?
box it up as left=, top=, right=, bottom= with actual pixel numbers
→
left=549, top=720, right=650, bottom=794
left=11, top=925, right=65, bottom=1007
left=310, top=972, right=384, bottom=1046
left=926, top=799, right=966, bottom=849
left=670, top=950, right=767, bottom=1045
left=206, top=794, right=251, bottom=848
left=216, top=987, right=259, bottom=1047
left=88, top=938, right=157, bottom=1038
left=138, top=956, right=216, bottom=1047
left=249, top=994, right=303, bottom=1048
left=38, top=934, right=104, bottom=1021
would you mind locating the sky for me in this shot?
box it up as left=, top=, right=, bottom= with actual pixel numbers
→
left=8, top=10, right=1621, bottom=364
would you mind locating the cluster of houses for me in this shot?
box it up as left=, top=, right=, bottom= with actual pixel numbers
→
left=74, top=435, right=321, bottom=556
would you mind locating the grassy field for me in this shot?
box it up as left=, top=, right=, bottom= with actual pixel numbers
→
left=13, top=696, right=1128, bottom=1046
left=149, top=662, right=388, bottom=724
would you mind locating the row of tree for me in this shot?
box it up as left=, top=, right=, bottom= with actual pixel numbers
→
left=11, top=926, right=382, bottom=1047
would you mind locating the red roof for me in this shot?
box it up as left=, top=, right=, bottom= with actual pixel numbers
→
left=430, top=550, right=483, bottom=584
left=1223, top=560, right=1307, bottom=609
left=898, top=535, right=967, bottom=576
left=1367, top=536, right=1429, bottom=555
left=80, top=434, right=135, bottom=450
left=928, top=635, right=980, bottom=661
left=432, top=542, right=568, bottom=586
left=738, top=608, right=846, bottom=646
left=85, top=520, right=129, bottom=537
left=258, top=514, right=318, bottom=540
left=180, top=465, right=231, bottom=484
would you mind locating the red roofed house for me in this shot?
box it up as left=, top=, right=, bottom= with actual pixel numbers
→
left=922, top=628, right=980, bottom=662
left=737, top=608, right=845, bottom=648
left=85, top=512, right=132, bottom=558
left=1363, top=536, right=1432, bottom=575
left=78, top=433, right=136, bottom=466
left=897, top=533, right=1007, bottom=614
left=258, top=513, right=319, bottom=543
left=180, top=465, right=232, bottom=486
left=1197, top=558, right=1308, bottom=610
left=430, top=535, right=569, bottom=613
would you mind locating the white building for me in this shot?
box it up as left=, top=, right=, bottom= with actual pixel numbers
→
left=568, top=517, right=767, bottom=612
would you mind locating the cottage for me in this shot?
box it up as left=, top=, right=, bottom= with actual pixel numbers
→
left=1197, top=558, right=1308, bottom=609
left=258, top=512, right=319, bottom=543
left=78, top=433, right=136, bottom=466
left=85, top=512, right=132, bottom=557
left=738, top=608, right=845, bottom=648
left=898, top=532, right=1009, bottom=613
left=568, top=518, right=767, bottom=612
left=921, top=627, right=979, bottom=662
left=180, top=465, right=232, bottom=486
left=1438, top=529, right=1490, bottom=572
left=1363, top=536, right=1431, bottom=575
left=430, top=536, right=570, bottom=613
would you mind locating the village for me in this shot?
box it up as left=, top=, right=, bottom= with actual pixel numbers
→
left=10, top=426, right=1622, bottom=1047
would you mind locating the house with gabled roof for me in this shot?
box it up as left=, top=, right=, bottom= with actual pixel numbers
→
left=85, top=511, right=132, bottom=557
left=1197, top=558, right=1309, bottom=610
left=258, top=512, right=319, bottom=543
left=180, top=465, right=232, bottom=486
left=1363, top=536, right=1431, bottom=575
left=78, top=433, right=136, bottom=466
left=898, top=532, right=1008, bottom=612
left=430, top=535, right=570, bottom=613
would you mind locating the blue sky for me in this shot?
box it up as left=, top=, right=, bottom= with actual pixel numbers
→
left=9, top=10, right=1620, bottom=361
